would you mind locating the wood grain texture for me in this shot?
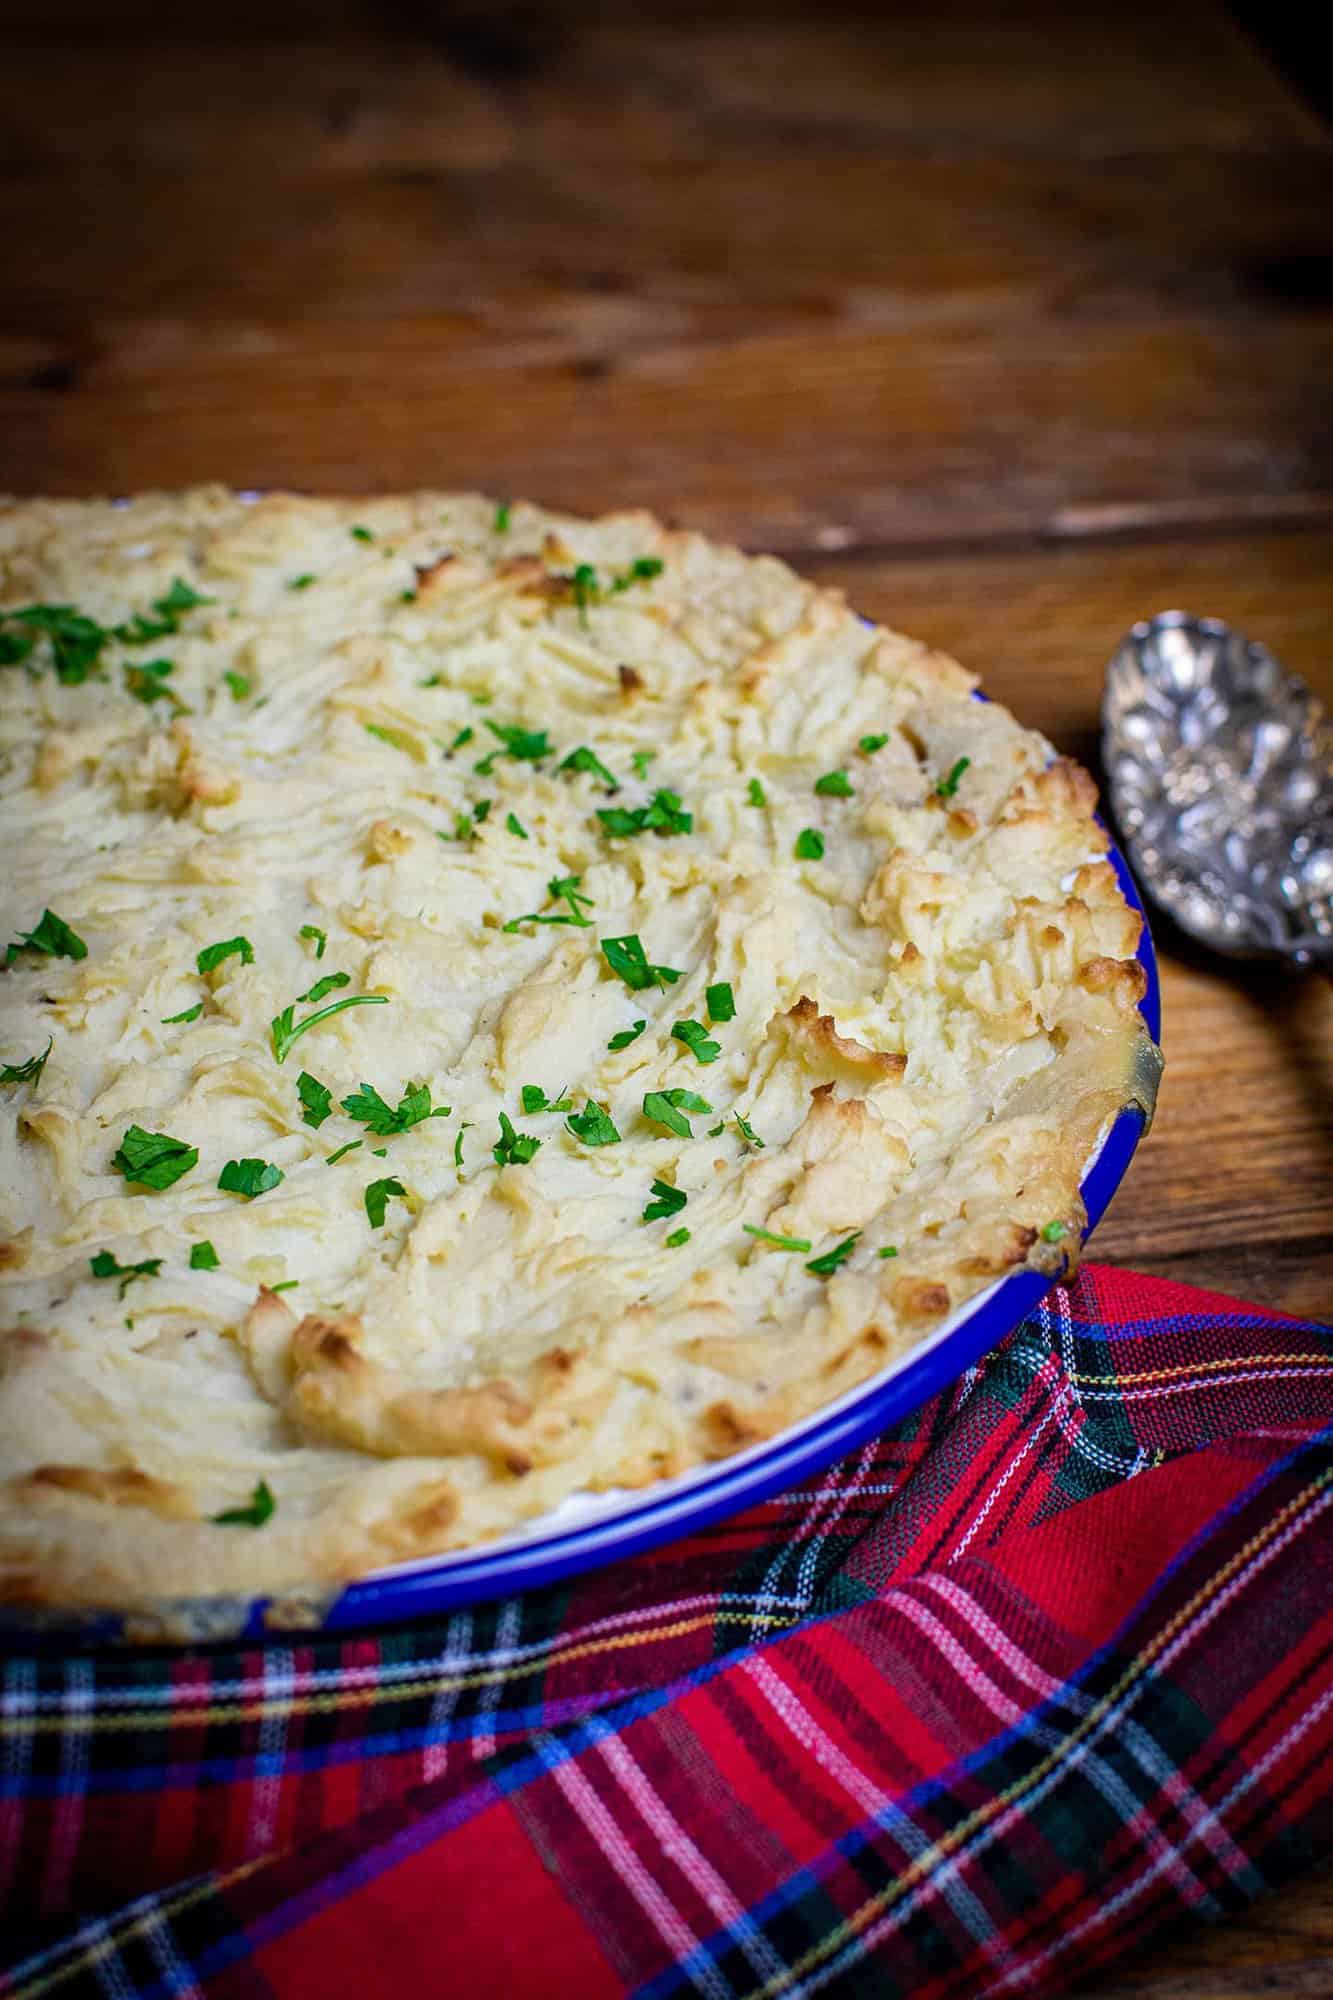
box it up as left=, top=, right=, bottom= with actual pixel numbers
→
left=0, top=3, right=1329, bottom=1987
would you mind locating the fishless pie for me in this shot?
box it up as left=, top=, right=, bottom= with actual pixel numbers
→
left=0, top=489, right=1159, bottom=1618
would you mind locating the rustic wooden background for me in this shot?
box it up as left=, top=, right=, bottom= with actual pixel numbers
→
left=1, top=0, right=1330, bottom=1985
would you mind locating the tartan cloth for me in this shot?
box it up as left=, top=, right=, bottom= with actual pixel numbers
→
left=2, top=1264, right=1331, bottom=1999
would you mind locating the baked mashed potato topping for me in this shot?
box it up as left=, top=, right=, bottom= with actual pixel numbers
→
left=0, top=489, right=1158, bottom=1620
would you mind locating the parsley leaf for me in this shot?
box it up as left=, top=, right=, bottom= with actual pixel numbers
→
left=877, top=1245, right=899, bottom=1259
left=124, top=657, right=182, bottom=708
left=609, top=556, right=664, bottom=592
left=474, top=719, right=551, bottom=775
left=1041, top=1220, right=1068, bottom=1243
left=743, top=1224, right=811, bottom=1252
left=190, top=1241, right=220, bottom=1270
left=364, top=1176, right=406, bottom=1227
left=560, top=745, right=620, bottom=791
left=213, top=1479, right=275, bottom=1528
left=794, top=828, right=825, bottom=861
left=300, top=924, right=327, bottom=959
left=218, top=1158, right=284, bottom=1199
left=607, top=1019, right=647, bottom=1052
left=936, top=756, right=970, bottom=799
left=814, top=769, right=853, bottom=798
left=493, top=1113, right=541, bottom=1167
left=288, top=573, right=316, bottom=591
left=447, top=725, right=475, bottom=753
left=734, top=1113, right=764, bottom=1149
left=596, top=789, right=692, bottom=838
left=298, top=971, right=350, bottom=1005
left=341, top=1080, right=446, bottom=1137
left=493, top=500, right=512, bottom=533
left=746, top=778, right=767, bottom=808
left=665, top=1227, right=691, bottom=1248
left=161, top=1002, right=203, bottom=1025
left=566, top=1100, right=621, bottom=1147
left=705, top=982, right=735, bottom=1023
left=503, top=875, right=594, bottom=932
left=224, top=669, right=252, bottom=701
left=155, top=578, right=213, bottom=619
left=6, top=909, right=87, bottom=965
left=90, top=1249, right=163, bottom=1297
left=197, top=936, right=253, bottom=976
left=643, top=1178, right=687, bottom=1222
left=506, top=811, right=528, bottom=839
left=5, top=604, right=110, bottom=684
left=350, top=525, right=374, bottom=543
left=297, top=1072, right=333, bottom=1128
left=521, top=1084, right=572, bottom=1115
left=671, top=1019, right=721, bottom=1064
left=271, top=993, right=388, bottom=1063
left=571, top=562, right=598, bottom=626
left=112, top=1125, right=198, bottom=1191
left=642, top=1088, right=712, bottom=1138
left=1, top=1037, right=52, bottom=1087
left=325, top=1140, right=363, bottom=1166
left=631, top=750, right=656, bottom=780
left=454, top=1123, right=471, bottom=1169
left=859, top=733, right=889, bottom=755
left=806, top=1232, right=860, bottom=1277
left=601, top=934, right=682, bottom=993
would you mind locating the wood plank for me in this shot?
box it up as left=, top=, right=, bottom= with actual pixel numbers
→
left=1082, top=1863, right=1333, bottom=1997
left=814, top=526, right=1333, bottom=1320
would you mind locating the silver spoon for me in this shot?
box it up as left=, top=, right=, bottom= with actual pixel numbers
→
left=1102, top=611, right=1333, bottom=969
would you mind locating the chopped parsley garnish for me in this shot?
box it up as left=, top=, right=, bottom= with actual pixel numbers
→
left=642, top=1088, right=712, bottom=1138
left=124, top=657, right=180, bottom=707
left=560, top=745, right=620, bottom=791
left=743, top=1224, right=811, bottom=1252
left=454, top=1123, right=471, bottom=1169
left=213, top=1480, right=275, bottom=1528
left=877, top=1245, right=899, bottom=1259
left=325, top=1140, right=363, bottom=1166
left=474, top=719, right=552, bottom=775
left=597, top=789, right=692, bottom=838
left=298, top=971, right=350, bottom=1005
left=447, top=725, right=475, bottom=753
left=197, top=936, right=254, bottom=976
left=270, top=1280, right=299, bottom=1293
left=218, top=1158, right=284, bottom=1199
left=6, top=908, right=87, bottom=965
left=300, top=924, right=327, bottom=959
left=707, top=1121, right=725, bottom=1136
left=566, top=1100, right=621, bottom=1147
left=90, top=1249, right=163, bottom=1297
left=794, top=828, right=825, bottom=861
left=2, top=604, right=110, bottom=683
left=156, top=578, right=213, bottom=619
left=601, top=934, right=682, bottom=992
left=365, top=1177, right=407, bottom=1227
left=493, top=500, right=512, bottom=533
left=297, top=1071, right=334, bottom=1128
left=161, top=1002, right=203, bottom=1025
left=936, top=756, right=970, bottom=799
left=1, top=1037, right=52, bottom=1087
left=224, top=669, right=252, bottom=701
left=505, top=811, right=528, bottom=839
left=350, top=525, right=375, bottom=543
left=190, top=1241, right=220, bottom=1270
left=671, top=1019, right=721, bottom=1064
left=440, top=811, right=477, bottom=844
left=271, top=993, right=388, bottom=1063
left=607, top=1019, right=647, bottom=1052
left=503, top=875, right=594, bottom=933
left=643, top=1178, right=687, bottom=1222
left=1041, top=1221, right=1068, bottom=1243
left=665, top=1227, right=691, bottom=1248
left=814, top=769, right=854, bottom=798
left=473, top=799, right=491, bottom=823
left=746, top=778, right=767, bottom=808
left=288, top=573, right=316, bottom=591
left=631, top=750, right=656, bottom=780
left=364, top=722, right=413, bottom=754
left=734, top=1113, right=764, bottom=1150
left=493, top=1113, right=541, bottom=1167
left=705, top=982, right=735, bottom=1023
left=112, top=1125, right=198, bottom=1192
left=611, top=556, right=664, bottom=591
left=806, top=1232, right=860, bottom=1277
left=521, top=1084, right=572, bottom=1115
left=859, top=733, right=889, bottom=755
left=571, top=563, right=598, bottom=626
left=341, top=1080, right=447, bottom=1137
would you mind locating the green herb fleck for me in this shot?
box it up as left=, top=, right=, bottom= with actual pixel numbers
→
left=643, top=1179, right=687, bottom=1222
left=566, top=1100, right=621, bottom=1147
left=706, top=982, right=735, bottom=1023
left=1041, top=1220, right=1068, bottom=1243
left=161, top=1002, right=203, bottom=1025
left=341, top=1079, right=446, bottom=1138
left=298, top=971, right=350, bottom=1005
left=1, top=1037, right=53, bottom=1086
left=859, top=733, right=889, bottom=755
left=746, top=778, right=767, bottom=808
left=734, top=1113, right=764, bottom=1150
left=806, top=1232, right=860, bottom=1277
left=665, top=1226, right=691, bottom=1248
left=454, top=1123, right=471, bottom=1169
left=112, top=1125, right=198, bottom=1192
left=197, top=936, right=253, bottom=976
left=671, top=1019, right=721, bottom=1065
left=505, top=811, right=528, bottom=840
left=219, top=1158, right=284, bottom=1200
left=493, top=1113, right=541, bottom=1168
left=503, top=875, right=594, bottom=932
left=596, top=789, right=692, bottom=838
left=631, top=750, right=656, bottom=780
left=190, top=1241, right=220, bottom=1270
left=608, top=1019, right=647, bottom=1052
left=571, top=562, right=599, bottom=626
left=6, top=909, right=87, bottom=966
left=325, top=1140, right=363, bottom=1166
left=350, top=525, right=374, bottom=544
left=474, top=719, right=552, bottom=775
left=743, top=1224, right=812, bottom=1253
left=493, top=500, right=512, bottom=533
left=447, top=725, right=475, bottom=754
left=224, top=670, right=252, bottom=701
left=601, top=934, right=682, bottom=993
left=877, top=1245, right=898, bottom=1259
left=814, top=769, right=853, bottom=798
left=297, top=1072, right=334, bottom=1129
left=794, top=828, right=825, bottom=861
left=560, top=744, right=620, bottom=791
left=270, top=1280, right=299, bottom=1293
left=90, top=1249, right=163, bottom=1297
left=609, top=556, right=664, bottom=593
left=300, top=925, right=327, bottom=959
left=2, top=604, right=109, bottom=684
left=125, top=657, right=181, bottom=707
left=936, top=756, right=970, bottom=800
left=642, top=1088, right=712, bottom=1138
left=521, top=1084, right=572, bottom=1115
left=271, top=993, right=388, bottom=1063
left=288, top=573, right=316, bottom=591
left=213, top=1479, right=275, bottom=1528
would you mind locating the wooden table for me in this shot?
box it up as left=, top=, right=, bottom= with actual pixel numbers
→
left=2, top=0, right=1329, bottom=1986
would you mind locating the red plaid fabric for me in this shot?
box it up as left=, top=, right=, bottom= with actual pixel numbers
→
left=2, top=1264, right=1330, bottom=1999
